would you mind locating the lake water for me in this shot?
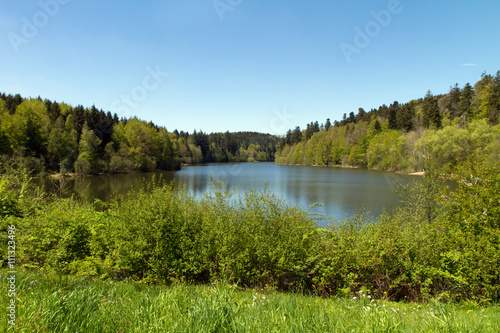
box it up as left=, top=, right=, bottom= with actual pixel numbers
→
left=37, top=163, right=422, bottom=222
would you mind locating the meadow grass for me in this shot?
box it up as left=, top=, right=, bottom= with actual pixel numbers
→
left=2, top=270, right=499, bottom=333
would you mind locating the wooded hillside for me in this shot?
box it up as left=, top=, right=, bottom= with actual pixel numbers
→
left=276, top=71, right=500, bottom=174
left=0, top=94, right=277, bottom=174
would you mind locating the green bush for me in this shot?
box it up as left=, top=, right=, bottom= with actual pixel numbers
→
left=437, top=157, right=500, bottom=301
left=16, top=200, right=94, bottom=271
left=108, top=183, right=207, bottom=281
left=7, top=157, right=500, bottom=302
left=200, top=184, right=316, bottom=287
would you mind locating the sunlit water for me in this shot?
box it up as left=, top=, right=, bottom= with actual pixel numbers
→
left=37, top=163, right=422, bottom=223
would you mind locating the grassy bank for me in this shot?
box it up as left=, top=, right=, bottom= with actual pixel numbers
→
left=2, top=271, right=499, bottom=332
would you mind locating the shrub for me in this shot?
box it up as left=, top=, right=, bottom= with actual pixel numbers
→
left=7, top=158, right=500, bottom=302
left=436, top=157, right=500, bottom=301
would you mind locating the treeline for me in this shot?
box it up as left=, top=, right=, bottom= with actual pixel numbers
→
left=3, top=71, right=499, bottom=175
left=0, top=93, right=277, bottom=174
left=276, top=71, right=500, bottom=174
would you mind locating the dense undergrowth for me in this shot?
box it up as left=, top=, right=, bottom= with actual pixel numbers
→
left=1, top=157, right=499, bottom=305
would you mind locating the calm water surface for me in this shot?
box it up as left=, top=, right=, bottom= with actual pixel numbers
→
left=38, top=163, right=422, bottom=222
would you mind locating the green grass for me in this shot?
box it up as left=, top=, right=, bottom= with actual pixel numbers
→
left=2, top=270, right=499, bottom=333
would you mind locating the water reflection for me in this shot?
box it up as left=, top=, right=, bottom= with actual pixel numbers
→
left=36, top=163, right=423, bottom=222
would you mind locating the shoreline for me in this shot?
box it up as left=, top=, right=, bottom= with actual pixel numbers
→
left=407, top=171, right=425, bottom=176
left=42, top=162, right=427, bottom=179
left=277, top=162, right=426, bottom=176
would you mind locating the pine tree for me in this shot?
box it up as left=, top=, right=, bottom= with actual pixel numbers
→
left=291, top=126, right=302, bottom=145
left=422, top=91, right=442, bottom=129
left=444, top=84, right=461, bottom=119
left=459, top=83, right=474, bottom=126
left=397, top=104, right=415, bottom=132
left=388, top=101, right=399, bottom=130
left=325, top=118, right=332, bottom=131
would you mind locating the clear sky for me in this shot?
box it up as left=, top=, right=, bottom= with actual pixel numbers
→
left=1, top=0, right=499, bottom=134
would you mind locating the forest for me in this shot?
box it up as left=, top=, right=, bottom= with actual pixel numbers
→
left=276, top=71, right=500, bottom=174
left=0, top=94, right=278, bottom=175
left=1, top=71, right=499, bottom=177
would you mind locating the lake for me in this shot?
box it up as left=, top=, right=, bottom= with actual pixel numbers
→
left=37, top=163, right=422, bottom=222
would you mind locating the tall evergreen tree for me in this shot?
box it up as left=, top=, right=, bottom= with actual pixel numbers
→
left=488, top=71, right=500, bottom=124
left=291, top=126, right=302, bottom=145
left=388, top=102, right=399, bottom=130
left=324, top=118, right=332, bottom=131
left=348, top=112, right=356, bottom=124
left=459, top=83, right=474, bottom=126
left=397, top=104, right=415, bottom=132
left=444, top=84, right=461, bottom=119
left=422, top=91, right=442, bottom=129
left=357, top=108, right=366, bottom=121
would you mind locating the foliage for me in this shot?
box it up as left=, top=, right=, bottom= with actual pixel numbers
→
left=0, top=94, right=278, bottom=176
left=437, top=157, right=500, bottom=301
left=276, top=71, right=500, bottom=174
left=3, top=157, right=500, bottom=304
left=9, top=178, right=316, bottom=290
left=1, top=271, right=499, bottom=332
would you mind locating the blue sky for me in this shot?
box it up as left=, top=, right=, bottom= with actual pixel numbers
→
left=1, top=0, right=499, bottom=134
